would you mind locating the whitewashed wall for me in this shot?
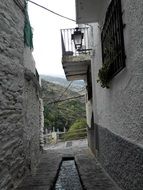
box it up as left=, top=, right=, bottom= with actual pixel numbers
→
left=87, top=1, right=143, bottom=189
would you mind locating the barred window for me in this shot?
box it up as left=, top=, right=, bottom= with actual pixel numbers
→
left=101, top=0, right=125, bottom=79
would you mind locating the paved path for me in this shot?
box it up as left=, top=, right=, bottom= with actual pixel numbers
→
left=16, top=139, right=121, bottom=190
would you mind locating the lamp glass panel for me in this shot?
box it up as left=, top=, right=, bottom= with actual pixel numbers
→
left=74, top=34, right=82, bottom=46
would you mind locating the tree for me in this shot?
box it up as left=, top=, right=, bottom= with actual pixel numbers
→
left=64, top=118, right=87, bottom=140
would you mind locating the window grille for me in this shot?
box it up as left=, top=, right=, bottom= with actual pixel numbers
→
left=101, top=0, right=125, bottom=79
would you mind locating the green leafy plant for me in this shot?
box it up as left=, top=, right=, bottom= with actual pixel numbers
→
left=97, top=61, right=111, bottom=88
left=63, top=118, right=87, bottom=141
left=97, top=35, right=117, bottom=88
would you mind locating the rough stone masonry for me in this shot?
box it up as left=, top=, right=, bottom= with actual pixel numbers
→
left=0, top=1, right=42, bottom=189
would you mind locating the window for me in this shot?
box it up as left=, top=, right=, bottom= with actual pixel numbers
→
left=101, top=0, right=126, bottom=79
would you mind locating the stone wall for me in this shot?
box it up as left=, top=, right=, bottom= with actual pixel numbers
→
left=98, top=126, right=143, bottom=190
left=87, top=0, right=143, bottom=189
left=0, top=1, right=41, bottom=189
left=23, top=70, right=41, bottom=175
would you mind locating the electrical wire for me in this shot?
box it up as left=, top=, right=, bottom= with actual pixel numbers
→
left=48, top=81, right=73, bottom=105
left=47, top=94, right=84, bottom=105
left=76, top=87, right=86, bottom=93
left=56, top=81, right=73, bottom=101
left=27, top=0, right=76, bottom=22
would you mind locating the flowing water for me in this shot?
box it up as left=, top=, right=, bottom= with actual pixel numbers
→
left=54, top=160, right=83, bottom=190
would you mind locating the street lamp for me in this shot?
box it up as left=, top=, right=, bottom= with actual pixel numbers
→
left=71, top=27, right=84, bottom=50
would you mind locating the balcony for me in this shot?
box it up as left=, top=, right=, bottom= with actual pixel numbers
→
left=61, top=27, right=91, bottom=81
left=75, top=0, right=109, bottom=24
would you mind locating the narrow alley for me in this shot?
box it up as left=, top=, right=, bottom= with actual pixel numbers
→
left=0, top=0, right=143, bottom=190
left=16, top=139, right=120, bottom=190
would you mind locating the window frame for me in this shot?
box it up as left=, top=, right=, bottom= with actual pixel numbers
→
left=101, top=0, right=126, bottom=79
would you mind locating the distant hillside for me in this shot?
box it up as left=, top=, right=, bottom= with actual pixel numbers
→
left=40, top=75, right=85, bottom=92
left=41, top=79, right=80, bottom=104
left=41, top=79, right=86, bottom=132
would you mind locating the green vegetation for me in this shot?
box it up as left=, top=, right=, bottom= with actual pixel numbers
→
left=97, top=61, right=111, bottom=88
left=97, top=37, right=117, bottom=88
left=64, top=118, right=87, bottom=140
left=41, top=79, right=86, bottom=132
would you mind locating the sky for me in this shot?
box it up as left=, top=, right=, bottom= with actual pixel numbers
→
left=28, top=0, right=77, bottom=77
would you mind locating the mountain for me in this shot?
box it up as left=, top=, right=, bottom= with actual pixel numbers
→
left=41, top=79, right=86, bottom=132
left=40, top=75, right=85, bottom=92
left=41, top=79, right=80, bottom=104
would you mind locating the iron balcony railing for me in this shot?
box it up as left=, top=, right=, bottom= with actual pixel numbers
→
left=61, top=27, right=92, bottom=56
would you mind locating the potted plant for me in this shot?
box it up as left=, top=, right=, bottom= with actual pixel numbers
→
left=97, top=61, right=111, bottom=88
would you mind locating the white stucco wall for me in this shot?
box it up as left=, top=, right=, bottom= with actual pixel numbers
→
left=76, top=0, right=110, bottom=24
left=89, top=0, right=143, bottom=146
left=86, top=100, right=93, bottom=128
left=23, top=47, right=36, bottom=74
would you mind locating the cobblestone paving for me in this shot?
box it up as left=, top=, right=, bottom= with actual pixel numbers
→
left=16, top=139, right=121, bottom=190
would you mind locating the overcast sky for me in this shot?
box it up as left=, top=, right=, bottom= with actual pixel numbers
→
left=28, top=0, right=77, bottom=77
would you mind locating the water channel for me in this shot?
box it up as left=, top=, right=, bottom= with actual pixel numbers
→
left=54, top=159, right=83, bottom=190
